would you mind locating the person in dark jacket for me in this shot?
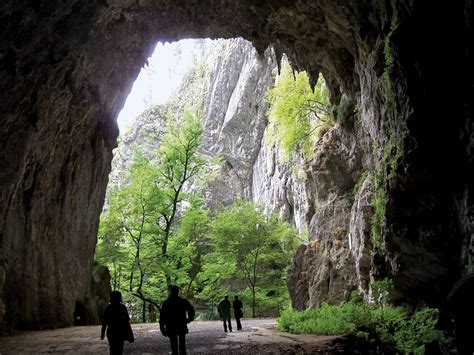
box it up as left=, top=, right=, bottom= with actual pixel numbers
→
left=232, top=295, right=243, bottom=330
left=217, top=295, right=232, bottom=332
left=160, top=285, right=195, bottom=355
left=100, top=291, right=134, bottom=355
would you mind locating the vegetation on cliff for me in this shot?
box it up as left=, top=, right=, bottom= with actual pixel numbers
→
left=265, top=60, right=332, bottom=160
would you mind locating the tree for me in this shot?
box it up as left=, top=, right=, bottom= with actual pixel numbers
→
left=151, top=111, right=210, bottom=287
left=97, top=111, right=211, bottom=321
left=97, top=153, right=162, bottom=322
left=209, top=199, right=298, bottom=317
left=173, top=197, right=211, bottom=298
left=266, top=60, right=332, bottom=159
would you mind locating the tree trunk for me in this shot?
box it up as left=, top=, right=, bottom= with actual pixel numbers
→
left=252, top=286, right=256, bottom=318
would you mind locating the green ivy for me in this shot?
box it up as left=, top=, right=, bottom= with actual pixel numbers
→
left=370, top=173, right=386, bottom=252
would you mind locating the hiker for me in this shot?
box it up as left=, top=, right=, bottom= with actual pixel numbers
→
left=217, top=295, right=232, bottom=332
left=160, top=285, right=195, bottom=355
left=100, top=291, right=134, bottom=355
left=233, top=295, right=243, bottom=330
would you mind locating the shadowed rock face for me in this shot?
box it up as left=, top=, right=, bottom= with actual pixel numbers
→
left=0, top=0, right=472, bottom=330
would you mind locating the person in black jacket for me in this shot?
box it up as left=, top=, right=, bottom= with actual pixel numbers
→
left=232, top=295, right=243, bottom=330
left=217, top=295, right=232, bottom=332
left=100, top=291, right=134, bottom=355
left=160, top=285, right=195, bottom=355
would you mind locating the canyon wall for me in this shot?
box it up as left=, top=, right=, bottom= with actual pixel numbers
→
left=0, top=0, right=471, bottom=330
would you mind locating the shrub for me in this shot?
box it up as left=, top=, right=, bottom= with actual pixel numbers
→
left=277, top=302, right=448, bottom=354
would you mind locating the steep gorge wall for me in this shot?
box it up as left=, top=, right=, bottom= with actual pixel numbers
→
left=0, top=0, right=472, bottom=330
left=115, top=38, right=275, bottom=208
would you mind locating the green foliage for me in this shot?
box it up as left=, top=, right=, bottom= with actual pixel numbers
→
left=266, top=60, right=332, bottom=160
left=97, top=112, right=300, bottom=320
left=370, top=278, right=393, bottom=307
left=173, top=199, right=212, bottom=298
left=206, top=199, right=298, bottom=317
left=277, top=302, right=448, bottom=354
left=96, top=111, right=212, bottom=320
left=278, top=303, right=372, bottom=335
left=393, top=308, right=445, bottom=354
left=370, top=173, right=386, bottom=252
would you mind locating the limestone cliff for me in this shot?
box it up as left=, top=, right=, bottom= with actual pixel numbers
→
left=116, top=39, right=363, bottom=310
left=116, top=38, right=275, bottom=210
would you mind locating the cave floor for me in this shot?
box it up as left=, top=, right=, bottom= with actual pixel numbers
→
left=0, top=319, right=343, bottom=354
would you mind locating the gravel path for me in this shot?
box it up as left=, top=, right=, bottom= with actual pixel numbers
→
left=0, top=319, right=341, bottom=354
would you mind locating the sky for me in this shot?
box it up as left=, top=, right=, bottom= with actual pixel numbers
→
left=116, top=39, right=210, bottom=133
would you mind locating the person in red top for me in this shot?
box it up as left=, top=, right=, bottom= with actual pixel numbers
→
left=100, top=291, right=134, bottom=355
left=160, top=285, right=195, bottom=355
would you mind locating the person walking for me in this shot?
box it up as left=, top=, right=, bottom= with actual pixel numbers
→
left=160, top=285, right=195, bottom=355
left=217, top=295, right=232, bottom=332
left=100, top=291, right=134, bottom=355
left=233, top=295, right=243, bottom=330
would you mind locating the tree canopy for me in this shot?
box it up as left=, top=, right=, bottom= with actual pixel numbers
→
left=96, top=110, right=300, bottom=321
left=207, top=199, right=298, bottom=317
left=97, top=111, right=211, bottom=320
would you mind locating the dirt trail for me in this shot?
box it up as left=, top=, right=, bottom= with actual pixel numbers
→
left=0, top=319, right=342, bottom=354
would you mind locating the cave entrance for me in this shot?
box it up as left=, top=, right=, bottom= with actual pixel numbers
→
left=0, top=0, right=354, bottom=334
left=96, top=36, right=324, bottom=323
left=73, top=301, right=86, bottom=326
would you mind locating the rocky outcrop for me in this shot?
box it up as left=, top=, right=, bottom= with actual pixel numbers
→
left=84, top=264, right=111, bottom=325
left=185, top=39, right=275, bottom=206
left=0, top=0, right=472, bottom=331
left=117, top=39, right=275, bottom=208
left=282, top=119, right=364, bottom=308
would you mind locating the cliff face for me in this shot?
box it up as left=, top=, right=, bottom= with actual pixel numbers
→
left=115, top=38, right=275, bottom=207
left=0, top=0, right=472, bottom=330
left=117, top=39, right=362, bottom=309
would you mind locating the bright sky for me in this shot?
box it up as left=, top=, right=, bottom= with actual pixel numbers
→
left=116, top=39, right=210, bottom=133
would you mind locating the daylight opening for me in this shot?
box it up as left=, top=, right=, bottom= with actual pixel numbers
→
left=95, top=35, right=453, bottom=355
left=98, top=37, right=331, bottom=324
left=100, top=39, right=316, bottom=322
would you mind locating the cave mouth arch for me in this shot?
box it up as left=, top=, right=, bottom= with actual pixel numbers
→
left=98, top=34, right=332, bottom=323
left=1, top=0, right=469, bottom=336
left=0, top=0, right=402, bottom=331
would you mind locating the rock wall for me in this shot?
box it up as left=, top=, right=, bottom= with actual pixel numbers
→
left=117, top=39, right=275, bottom=208
left=0, top=0, right=472, bottom=330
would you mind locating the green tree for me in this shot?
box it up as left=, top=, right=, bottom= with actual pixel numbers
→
left=97, top=111, right=211, bottom=320
left=266, top=60, right=332, bottom=159
left=209, top=199, right=297, bottom=317
left=97, top=153, right=162, bottom=322
left=173, top=197, right=211, bottom=298
left=151, top=111, right=210, bottom=287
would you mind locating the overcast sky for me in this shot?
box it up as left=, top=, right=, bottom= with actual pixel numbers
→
left=116, top=39, right=210, bottom=133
